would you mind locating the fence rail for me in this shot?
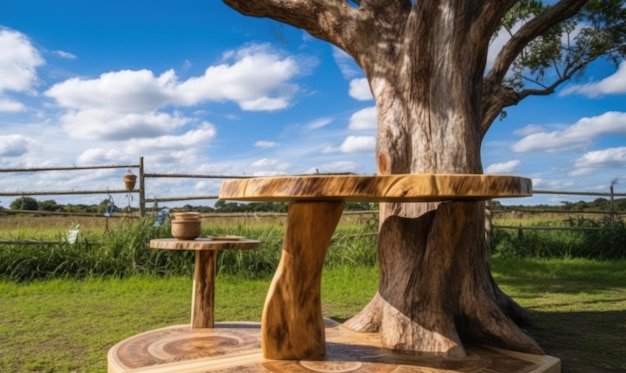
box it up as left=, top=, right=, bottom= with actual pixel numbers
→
left=0, top=164, right=138, bottom=173
left=0, top=189, right=136, bottom=197
left=1, top=158, right=623, bottom=241
left=533, top=189, right=626, bottom=197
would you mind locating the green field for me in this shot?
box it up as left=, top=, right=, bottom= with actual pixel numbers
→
left=1, top=213, right=625, bottom=372
left=1, top=259, right=625, bottom=372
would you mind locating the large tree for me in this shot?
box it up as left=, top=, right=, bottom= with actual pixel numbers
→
left=223, top=0, right=626, bottom=358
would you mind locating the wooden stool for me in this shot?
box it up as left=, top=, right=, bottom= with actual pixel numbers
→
left=150, top=238, right=261, bottom=328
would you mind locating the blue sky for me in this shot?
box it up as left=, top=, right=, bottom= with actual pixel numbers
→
left=1, top=0, right=625, bottom=208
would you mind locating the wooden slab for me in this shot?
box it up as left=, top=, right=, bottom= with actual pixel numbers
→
left=219, top=174, right=532, bottom=203
left=108, top=320, right=561, bottom=373
left=150, top=238, right=261, bottom=251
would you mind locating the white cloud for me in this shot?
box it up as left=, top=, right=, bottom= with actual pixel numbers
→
left=531, top=178, right=544, bottom=187
left=52, top=50, right=77, bottom=59
left=41, top=44, right=312, bottom=143
left=321, top=145, right=338, bottom=154
left=255, top=140, right=279, bottom=148
left=0, top=134, right=35, bottom=157
left=45, top=43, right=308, bottom=117
left=0, top=28, right=44, bottom=93
left=76, top=123, right=216, bottom=164
left=568, top=167, right=594, bottom=177
left=0, top=99, right=26, bottom=112
left=487, top=22, right=523, bottom=71
left=348, top=106, right=377, bottom=130
left=512, top=111, right=626, bottom=152
left=485, top=160, right=520, bottom=174
left=45, top=69, right=176, bottom=113
left=130, top=122, right=216, bottom=150
left=560, top=61, right=626, bottom=98
left=179, top=44, right=305, bottom=111
left=76, top=148, right=125, bottom=165
left=349, top=78, right=373, bottom=101
left=574, top=147, right=626, bottom=169
left=250, top=158, right=290, bottom=172
left=252, top=170, right=288, bottom=176
left=249, top=158, right=290, bottom=175
left=60, top=110, right=189, bottom=140
left=332, top=47, right=360, bottom=79
left=305, top=161, right=357, bottom=174
left=306, top=117, right=332, bottom=130
left=339, top=136, right=375, bottom=153
left=513, top=124, right=544, bottom=136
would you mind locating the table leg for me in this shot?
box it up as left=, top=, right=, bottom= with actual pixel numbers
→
left=262, top=201, right=345, bottom=360
left=191, top=250, right=217, bottom=328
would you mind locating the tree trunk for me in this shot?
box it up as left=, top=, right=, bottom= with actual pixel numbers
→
left=222, top=0, right=544, bottom=359
left=343, top=3, right=542, bottom=358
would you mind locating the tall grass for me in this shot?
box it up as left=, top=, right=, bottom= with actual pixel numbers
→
left=0, top=217, right=378, bottom=282
left=490, top=215, right=626, bottom=259
left=0, top=219, right=193, bottom=282
left=2, top=212, right=623, bottom=282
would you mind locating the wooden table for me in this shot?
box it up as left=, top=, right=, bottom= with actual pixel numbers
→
left=150, top=238, right=261, bottom=328
left=219, top=174, right=531, bottom=360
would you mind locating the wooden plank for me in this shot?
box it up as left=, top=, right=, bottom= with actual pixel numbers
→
left=219, top=174, right=532, bottom=203
left=0, top=189, right=136, bottom=197
left=149, top=238, right=261, bottom=251
left=0, top=164, right=138, bottom=173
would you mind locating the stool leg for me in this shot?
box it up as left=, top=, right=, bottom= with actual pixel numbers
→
left=262, top=201, right=344, bottom=359
left=191, top=250, right=217, bottom=328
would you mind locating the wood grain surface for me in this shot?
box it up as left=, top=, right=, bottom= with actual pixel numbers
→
left=191, top=250, right=217, bottom=328
left=108, top=320, right=561, bottom=373
left=150, top=238, right=261, bottom=251
left=219, top=174, right=532, bottom=202
left=262, top=201, right=344, bottom=360
left=150, top=238, right=261, bottom=329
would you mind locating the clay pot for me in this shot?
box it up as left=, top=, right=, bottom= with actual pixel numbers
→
left=123, top=171, right=137, bottom=190
left=171, top=212, right=201, bottom=240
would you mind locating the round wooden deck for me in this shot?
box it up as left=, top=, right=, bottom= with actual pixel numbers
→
left=108, top=320, right=560, bottom=373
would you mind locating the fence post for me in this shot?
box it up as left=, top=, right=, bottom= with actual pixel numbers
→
left=139, top=156, right=146, bottom=217
left=610, top=184, right=615, bottom=227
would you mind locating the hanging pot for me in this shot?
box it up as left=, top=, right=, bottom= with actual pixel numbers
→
left=123, top=170, right=137, bottom=190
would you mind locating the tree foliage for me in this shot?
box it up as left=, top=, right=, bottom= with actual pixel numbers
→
left=10, top=197, right=39, bottom=211
left=500, top=0, right=626, bottom=92
left=38, top=199, right=61, bottom=212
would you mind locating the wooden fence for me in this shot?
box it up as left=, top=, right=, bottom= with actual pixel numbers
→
left=1, top=157, right=624, bottom=236
left=0, top=157, right=251, bottom=217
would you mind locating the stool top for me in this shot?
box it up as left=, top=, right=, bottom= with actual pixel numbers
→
left=150, top=238, right=261, bottom=251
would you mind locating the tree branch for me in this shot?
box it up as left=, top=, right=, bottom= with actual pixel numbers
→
left=480, top=53, right=599, bottom=139
left=486, top=0, right=589, bottom=86
left=471, top=0, right=517, bottom=40
left=222, top=0, right=360, bottom=51
left=480, top=0, right=590, bottom=138
left=223, top=0, right=411, bottom=66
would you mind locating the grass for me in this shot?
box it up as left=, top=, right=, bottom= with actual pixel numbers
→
left=1, top=259, right=625, bottom=373
left=0, top=216, right=378, bottom=282
left=491, top=257, right=626, bottom=373
left=1, top=213, right=624, bottom=372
